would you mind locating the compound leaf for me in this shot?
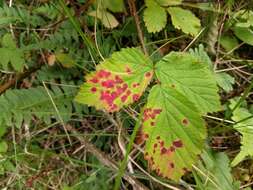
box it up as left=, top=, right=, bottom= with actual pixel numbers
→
left=194, top=150, right=239, bottom=190
left=144, top=0, right=167, bottom=33
left=155, top=52, right=220, bottom=114
left=167, top=7, right=201, bottom=36
left=230, top=101, right=253, bottom=166
left=0, top=33, right=25, bottom=71
left=140, top=85, right=206, bottom=181
left=75, top=48, right=153, bottom=112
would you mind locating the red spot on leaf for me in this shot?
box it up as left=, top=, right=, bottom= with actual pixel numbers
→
left=154, top=143, right=158, bottom=148
left=170, top=146, right=175, bottom=152
left=144, top=134, right=149, bottom=139
left=170, top=162, right=175, bottom=168
left=160, top=141, right=164, bottom=147
left=126, top=90, right=131, bottom=96
left=125, top=67, right=132, bottom=74
left=90, top=87, right=97, bottom=93
left=145, top=72, right=152, bottom=78
left=156, top=136, right=160, bottom=140
left=121, top=95, right=127, bottom=103
left=133, top=94, right=140, bottom=101
left=90, top=77, right=99, bottom=83
left=132, top=83, right=140, bottom=88
left=115, top=75, right=123, bottom=83
left=182, top=118, right=189, bottom=126
left=161, top=147, right=167, bottom=154
left=122, top=83, right=128, bottom=91
left=101, top=80, right=115, bottom=88
left=173, top=140, right=183, bottom=148
left=150, top=122, right=155, bottom=126
left=98, top=70, right=111, bottom=78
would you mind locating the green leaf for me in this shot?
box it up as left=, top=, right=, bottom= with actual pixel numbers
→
left=103, top=0, right=125, bottom=12
left=75, top=48, right=153, bottom=112
left=55, top=52, right=75, bottom=68
left=194, top=150, right=238, bottom=190
left=220, top=35, right=239, bottom=52
left=0, top=34, right=25, bottom=71
left=229, top=101, right=253, bottom=166
left=144, top=0, right=167, bottom=33
left=155, top=52, right=221, bottom=114
left=167, top=7, right=201, bottom=36
left=215, top=72, right=235, bottom=93
left=0, top=141, right=8, bottom=153
left=156, top=0, right=182, bottom=6
left=88, top=9, right=119, bottom=29
left=141, top=85, right=206, bottom=181
left=233, top=27, right=253, bottom=46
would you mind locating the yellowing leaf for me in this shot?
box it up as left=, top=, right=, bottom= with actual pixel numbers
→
left=144, top=0, right=167, bottom=33
left=141, top=85, right=206, bottom=181
left=155, top=52, right=220, bottom=113
left=75, top=48, right=153, bottom=112
left=167, top=7, right=201, bottom=36
left=88, top=9, right=119, bottom=29
left=55, top=52, right=75, bottom=68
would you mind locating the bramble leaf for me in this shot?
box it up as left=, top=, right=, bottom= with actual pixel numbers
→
left=229, top=101, right=253, bottom=166
left=140, top=85, right=206, bottom=181
left=155, top=52, right=220, bottom=113
left=144, top=0, right=167, bottom=33
left=167, top=7, right=201, bottom=36
left=75, top=48, right=153, bottom=112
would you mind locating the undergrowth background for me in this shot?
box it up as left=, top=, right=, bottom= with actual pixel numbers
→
left=0, top=0, right=253, bottom=189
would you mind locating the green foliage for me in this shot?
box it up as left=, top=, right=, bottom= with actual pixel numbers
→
left=156, top=52, right=220, bottom=113
left=0, top=86, right=77, bottom=129
left=144, top=0, right=167, bottom=33
left=76, top=48, right=220, bottom=180
left=167, top=7, right=201, bottom=36
left=143, top=1, right=201, bottom=36
left=230, top=101, right=253, bottom=166
left=0, top=33, right=25, bottom=71
left=194, top=150, right=239, bottom=190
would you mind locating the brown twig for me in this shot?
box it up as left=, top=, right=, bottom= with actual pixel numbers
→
left=66, top=124, right=149, bottom=190
left=0, top=62, right=43, bottom=95
left=128, top=0, right=148, bottom=55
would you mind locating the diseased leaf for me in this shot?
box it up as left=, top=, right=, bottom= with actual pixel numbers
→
left=75, top=48, right=153, bottom=112
left=167, top=7, right=201, bottom=36
left=230, top=101, right=253, bottom=166
left=88, top=9, right=119, bottom=29
left=155, top=52, right=220, bottom=114
left=144, top=0, right=167, bottom=33
left=141, top=85, right=206, bottom=181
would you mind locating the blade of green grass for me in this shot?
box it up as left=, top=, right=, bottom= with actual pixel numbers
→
left=58, top=0, right=100, bottom=62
